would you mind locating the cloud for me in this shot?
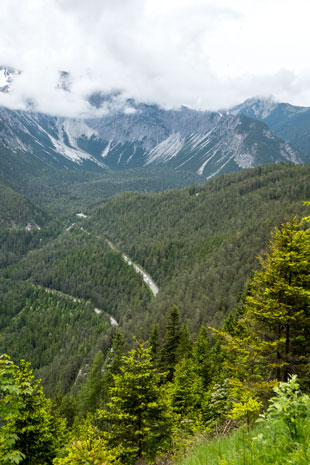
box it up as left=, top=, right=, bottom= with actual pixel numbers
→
left=0, top=0, right=310, bottom=116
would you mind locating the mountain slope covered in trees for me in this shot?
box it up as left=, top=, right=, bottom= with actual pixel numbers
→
left=0, top=162, right=309, bottom=464
left=0, top=97, right=304, bottom=181
left=0, top=182, right=57, bottom=269
left=85, top=163, right=310, bottom=330
left=1, top=163, right=309, bottom=395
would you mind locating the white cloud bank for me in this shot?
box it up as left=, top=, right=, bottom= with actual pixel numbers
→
left=1, top=0, right=310, bottom=116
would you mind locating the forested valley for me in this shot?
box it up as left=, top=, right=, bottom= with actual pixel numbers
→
left=0, top=163, right=310, bottom=464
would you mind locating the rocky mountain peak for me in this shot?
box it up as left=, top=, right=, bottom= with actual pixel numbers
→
left=230, top=96, right=278, bottom=120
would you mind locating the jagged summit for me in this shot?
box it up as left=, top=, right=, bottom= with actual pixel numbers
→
left=0, top=100, right=302, bottom=179
left=0, top=67, right=307, bottom=177
left=231, top=96, right=310, bottom=160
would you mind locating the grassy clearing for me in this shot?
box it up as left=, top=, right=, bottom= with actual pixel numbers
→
left=179, top=417, right=310, bottom=465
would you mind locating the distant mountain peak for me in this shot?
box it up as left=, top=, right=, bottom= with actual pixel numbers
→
left=0, top=66, right=21, bottom=93
left=230, top=96, right=278, bottom=119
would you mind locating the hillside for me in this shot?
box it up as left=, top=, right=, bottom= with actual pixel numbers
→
left=232, top=97, right=310, bottom=160
left=0, top=232, right=152, bottom=394
left=86, top=164, right=310, bottom=330
left=0, top=182, right=53, bottom=268
left=0, top=162, right=309, bottom=465
left=0, top=183, right=46, bottom=228
left=0, top=144, right=204, bottom=216
left=1, top=163, right=309, bottom=395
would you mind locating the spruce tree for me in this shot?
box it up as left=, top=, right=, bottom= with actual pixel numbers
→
left=193, top=325, right=212, bottom=388
left=160, top=305, right=182, bottom=380
left=215, top=218, right=310, bottom=395
left=149, top=322, right=160, bottom=364
left=168, top=357, right=205, bottom=424
left=101, top=329, right=125, bottom=403
left=77, top=350, right=104, bottom=417
left=179, top=323, right=192, bottom=359
left=243, top=218, right=310, bottom=382
left=0, top=354, right=25, bottom=465
left=100, top=340, right=172, bottom=464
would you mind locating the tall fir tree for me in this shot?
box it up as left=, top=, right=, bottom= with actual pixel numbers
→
left=168, top=357, right=205, bottom=425
left=77, top=350, right=104, bottom=417
left=179, top=323, right=192, bottom=359
left=101, top=329, right=125, bottom=404
left=193, top=325, right=212, bottom=388
left=214, top=218, right=310, bottom=396
left=149, top=322, right=160, bottom=364
left=100, top=340, right=172, bottom=464
left=160, top=305, right=182, bottom=380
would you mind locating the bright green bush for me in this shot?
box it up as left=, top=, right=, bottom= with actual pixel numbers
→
left=53, top=438, right=120, bottom=465
left=179, top=376, right=310, bottom=465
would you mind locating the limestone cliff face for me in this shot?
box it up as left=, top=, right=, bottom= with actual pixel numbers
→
left=0, top=96, right=303, bottom=178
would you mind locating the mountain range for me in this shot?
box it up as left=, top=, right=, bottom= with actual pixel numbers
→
left=0, top=66, right=309, bottom=182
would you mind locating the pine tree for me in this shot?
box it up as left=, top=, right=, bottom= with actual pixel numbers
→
left=244, top=218, right=310, bottom=382
left=168, top=357, right=205, bottom=424
left=160, top=305, right=182, bottom=380
left=193, top=325, right=212, bottom=388
left=214, top=218, right=310, bottom=395
left=100, top=340, right=172, bottom=464
left=101, top=329, right=125, bottom=403
left=149, top=322, right=160, bottom=364
left=77, top=350, right=104, bottom=417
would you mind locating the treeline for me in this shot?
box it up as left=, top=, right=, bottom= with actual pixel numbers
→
left=1, top=215, right=309, bottom=464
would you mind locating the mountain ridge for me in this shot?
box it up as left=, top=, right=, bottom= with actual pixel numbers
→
left=231, top=96, right=310, bottom=159
left=0, top=101, right=303, bottom=180
left=0, top=66, right=308, bottom=180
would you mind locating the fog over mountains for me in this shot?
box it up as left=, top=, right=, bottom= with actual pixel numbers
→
left=0, top=66, right=309, bottom=180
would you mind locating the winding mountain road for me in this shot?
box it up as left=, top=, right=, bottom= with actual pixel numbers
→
left=104, top=237, right=158, bottom=296
left=122, top=254, right=159, bottom=296
left=73, top=214, right=159, bottom=297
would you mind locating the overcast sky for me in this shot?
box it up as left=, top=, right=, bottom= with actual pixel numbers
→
left=1, top=0, right=310, bottom=116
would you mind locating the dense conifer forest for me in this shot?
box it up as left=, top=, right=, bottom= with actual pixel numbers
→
left=0, top=163, right=309, bottom=464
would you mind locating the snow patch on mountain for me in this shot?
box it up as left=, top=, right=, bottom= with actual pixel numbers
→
left=126, top=144, right=138, bottom=164
left=206, top=153, right=236, bottom=180
left=0, top=66, right=21, bottom=94
left=49, top=133, right=90, bottom=163
left=262, top=128, right=274, bottom=139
